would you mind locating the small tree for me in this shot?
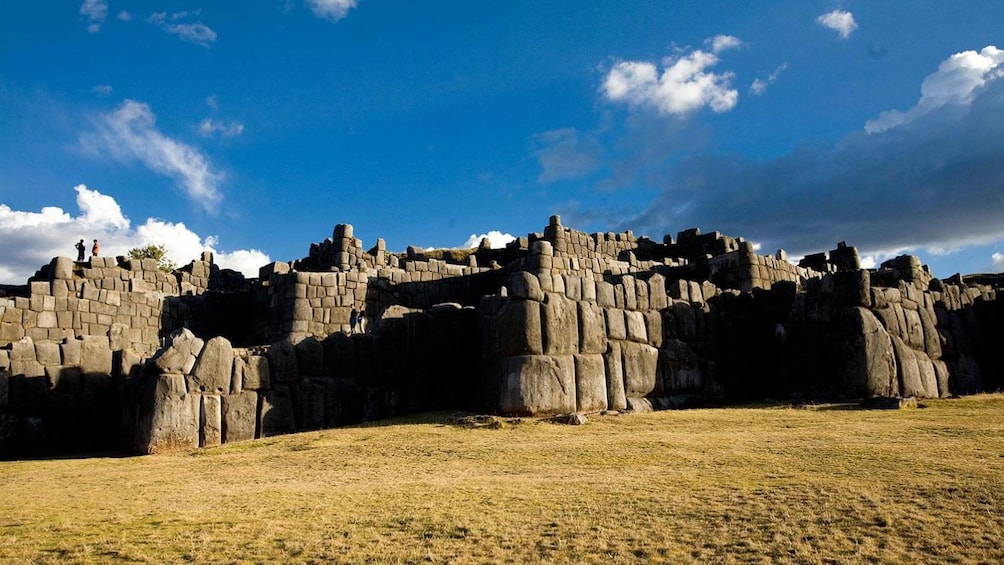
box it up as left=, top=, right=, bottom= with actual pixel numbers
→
left=128, top=244, right=177, bottom=273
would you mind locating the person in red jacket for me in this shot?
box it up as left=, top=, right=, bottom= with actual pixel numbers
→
left=91, top=239, right=100, bottom=257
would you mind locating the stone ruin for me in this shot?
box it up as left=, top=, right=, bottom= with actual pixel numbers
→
left=0, top=216, right=1000, bottom=455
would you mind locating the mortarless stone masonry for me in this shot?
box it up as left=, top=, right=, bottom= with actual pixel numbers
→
left=0, top=216, right=1001, bottom=454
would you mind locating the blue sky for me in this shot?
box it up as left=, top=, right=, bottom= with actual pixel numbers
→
left=1, top=1, right=1003, bottom=283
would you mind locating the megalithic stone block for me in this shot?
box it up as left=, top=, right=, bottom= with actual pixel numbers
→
left=499, top=355, right=575, bottom=416
left=604, top=341, right=627, bottom=411
left=574, top=354, right=607, bottom=412
left=542, top=293, right=579, bottom=355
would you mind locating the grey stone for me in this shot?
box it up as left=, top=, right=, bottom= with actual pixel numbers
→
left=200, top=395, right=223, bottom=447
left=891, top=335, right=925, bottom=399
left=840, top=308, right=898, bottom=398
left=500, top=355, right=575, bottom=416
left=52, top=257, right=74, bottom=280
left=604, top=342, right=627, bottom=411
left=574, top=354, right=607, bottom=413
left=152, top=329, right=204, bottom=375
left=79, top=335, right=112, bottom=376
left=577, top=302, right=607, bottom=355
left=259, top=386, right=297, bottom=437
left=133, top=373, right=200, bottom=454
left=542, top=293, right=579, bottom=355
left=621, top=341, right=660, bottom=398
left=643, top=310, right=663, bottom=348
left=496, top=299, right=543, bottom=356
left=507, top=272, right=544, bottom=302
left=624, top=310, right=647, bottom=343
left=191, top=336, right=234, bottom=394
left=222, top=392, right=258, bottom=443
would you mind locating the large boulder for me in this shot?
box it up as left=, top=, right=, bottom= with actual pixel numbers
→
left=604, top=342, right=627, bottom=411
left=839, top=308, right=898, bottom=398
left=496, top=299, right=543, bottom=355
left=200, top=395, right=223, bottom=447
left=574, top=354, right=607, bottom=412
left=542, top=294, right=579, bottom=355
left=621, top=341, right=660, bottom=398
left=222, top=392, right=258, bottom=443
left=577, top=302, right=607, bottom=355
left=151, top=329, right=204, bottom=375
left=233, top=351, right=270, bottom=391
left=191, top=336, right=234, bottom=394
left=132, top=373, right=200, bottom=454
left=499, top=355, right=575, bottom=415
left=267, top=340, right=299, bottom=384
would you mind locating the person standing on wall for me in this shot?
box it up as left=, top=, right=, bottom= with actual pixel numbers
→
left=91, top=239, right=100, bottom=257
left=75, top=239, right=86, bottom=261
left=349, top=307, right=358, bottom=334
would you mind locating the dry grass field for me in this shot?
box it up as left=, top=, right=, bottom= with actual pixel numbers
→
left=1, top=395, right=1003, bottom=564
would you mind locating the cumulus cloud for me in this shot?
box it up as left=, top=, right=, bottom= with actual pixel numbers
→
left=817, top=10, right=857, bottom=39
left=707, top=35, right=742, bottom=54
left=148, top=11, right=217, bottom=47
left=198, top=118, right=244, bottom=138
left=80, top=0, right=108, bottom=33
left=750, top=63, right=788, bottom=96
left=461, top=231, right=516, bottom=249
left=118, top=10, right=132, bottom=22
left=532, top=128, right=603, bottom=184
left=866, top=46, right=1004, bottom=133
left=625, top=45, right=1004, bottom=261
left=0, top=185, right=269, bottom=284
left=305, top=0, right=358, bottom=22
left=79, top=100, right=224, bottom=211
left=992, top=252, right=1004, bottom=272
left=602, top=41, right=739, bottom=116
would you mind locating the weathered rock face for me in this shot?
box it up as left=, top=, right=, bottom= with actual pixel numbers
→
left=500, top=355, right=575, bottom=415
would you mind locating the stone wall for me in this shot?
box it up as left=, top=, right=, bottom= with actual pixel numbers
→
left=0, top=216, right=1001, bottom=455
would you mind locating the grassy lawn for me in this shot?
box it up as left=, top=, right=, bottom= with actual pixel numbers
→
left=1, top=395, right=1002, bottom=564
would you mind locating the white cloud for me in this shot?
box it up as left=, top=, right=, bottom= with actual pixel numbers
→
left=199, top=118, right=244, bottom=138
left=860, top=256, right=877, bottom=269
left=602, top=41, right=739, bottom=116
left=0, top=185, right=269, bottom=284
left=148, top=12, right=217, bottom=47
left=625, top=44, right=1004, bottom=262
left=707, top=35, right=742, bottom=54
left=205, top=95, right=218, bottom=110
left=80, top=0, right=108, bottom=33
left=817, top=10, right=857, bottom=39
left=750, top=63, right=788, bottom=96
left=461, top=231, right=516, bottom=249
left=305, top=0, right=357, bottom=22
left=92, top=84, right=113, bottom=96
left=992, top=252, right=1004, bottom=272
left=117, top=10, right=131, bottom=22
left=866, top=46, right=1004, bottom=133
left=80, top=100, right=224, bottom=212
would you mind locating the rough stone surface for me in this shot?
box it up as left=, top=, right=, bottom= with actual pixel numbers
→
left=574, top=354, right=607, bottom=412
left=267, top=340, right=299, bottom=384
left=496, top=299, right=543, bottom=356
left=79, top=335, right=113, bottom=376
left=191, top=336, right=234, bottom=394
left=200, top=395, right=223, bottom=447
left=507, top=272, right=544, bottom=302
left=152, top=329, right=204, bottom=375
left=222, top=392, right=258, bottom=443
left=577, top=302, right=607, bottom=355
left=624, top=310, right=648, bottom=343
left=500, top=354, right=575, bottom=415
left=621, top=341, right=660, bottom=398
left=135, top=373, right=200, bottom=454
left=542, top=293, right=579, bottom=355
left=604, top=342, right=627, bottom=411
